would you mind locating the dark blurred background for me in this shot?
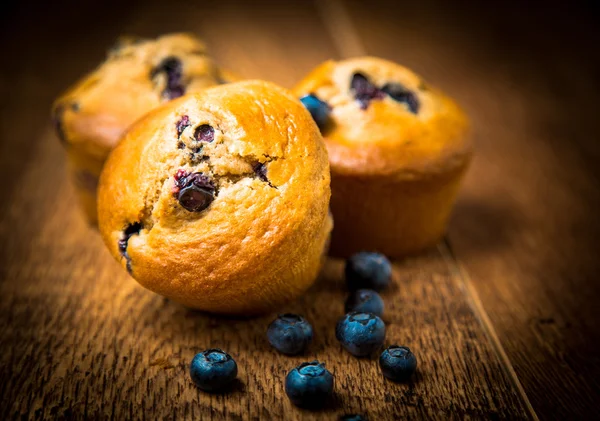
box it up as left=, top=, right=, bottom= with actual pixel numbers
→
left=1, top=0, right=599, bottom=419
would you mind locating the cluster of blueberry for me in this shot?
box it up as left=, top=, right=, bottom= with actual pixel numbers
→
left=299, top=72, right=420, bottom=133
left=188, top=252, right=416, bottom=415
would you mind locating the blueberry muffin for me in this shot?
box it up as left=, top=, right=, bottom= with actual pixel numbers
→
left=294, top=57, right=471, bottom=257
left=97, top=81, right=332, bottom=314
left=52, top=33, right=238, bottom=224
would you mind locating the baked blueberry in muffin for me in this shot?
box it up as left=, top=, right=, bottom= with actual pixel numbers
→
left=98, top=81, right=332, bottom=314
left=294, top=57, right=471, bottom=257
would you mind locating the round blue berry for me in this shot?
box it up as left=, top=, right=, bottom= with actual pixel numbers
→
left=190, top=349, right=238, bottom=392
left=345, top=252, right=392, bottom=291
left=345, top=289, right=384, bottom=317
left=335, top=312, right=386, bottom=357
left=285, top=361, right=334, bottom=408
left=379, top=345, right=417, bottom=382
left=267, top=314, right=313, bottom=355
left=300, top=94, right=331, bottom=131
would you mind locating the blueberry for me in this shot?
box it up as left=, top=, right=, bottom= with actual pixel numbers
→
left=345, top=252, right=392, bottom=291
left=379, top=345, right=417, bottom=382
left=252, top=162, right=269, bottom=183
left=190, top=349, right=238, bottom=392
left=300, top=94, right=331, bottom=131
left=336, top=312, right=385, bottom=357
left=151, top=56, right=185, bottom=100
left=381, top=83, right=420, bottom=114
left=285, top=361, right=334, bottom=408
left=267, top=314, right=313, bottom=355
left=340, top=415, right=368, bottom=421
left=252, top=162, right=275, bottom=187
left=345, top=289, right=384, bottom=317
left=173, top=170, right=215, bottom=212
left=194, top=124, right=215, bottom=143
left=178, top=185, right=213, bottom=212
left=350, top=72, right=385, bottom=110
left=176, top=115, right=190, bottom=137
left=164, top=85, right=185, bottom=100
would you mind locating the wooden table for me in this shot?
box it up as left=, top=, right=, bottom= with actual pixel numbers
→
left=1, top=0, right=599, bottom=419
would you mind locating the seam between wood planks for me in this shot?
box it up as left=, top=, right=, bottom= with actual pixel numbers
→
left=439, top=240, right=539, bottom=421
left=316, top=0, right=539, bottom=418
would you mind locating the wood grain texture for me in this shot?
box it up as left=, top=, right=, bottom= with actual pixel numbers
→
left=343, top=0, right=600, bottom=418
left=0, top=0, right=563, bottom=419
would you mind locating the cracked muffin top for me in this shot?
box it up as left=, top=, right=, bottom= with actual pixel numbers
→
left=98, top=80, right=332, bottom=314
left=52, top=33, right=237, bottom=160
left=293, top=57, right=471, bottom=179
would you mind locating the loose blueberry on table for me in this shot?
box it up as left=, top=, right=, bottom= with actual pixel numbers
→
left=190, top=349, right=238, bottom=392
left=336, top=312, right=386, bottom=357
left=300, top=94, right=331, bottom=131
left=285, top=361, right=334, bottom=408
left=345, top=289, right=384, bottom=317
left=345, top=252, right=392, bottom=291
left=173, top=170, right=215, bottom=212
left=267, top=314, right=313, bottom=355
left=379, top=345, right=417, bottom=382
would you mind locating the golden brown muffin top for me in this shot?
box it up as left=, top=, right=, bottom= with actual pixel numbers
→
left=98, top=81, right=331, bottom=313
left=52, top=33, right=235, bottom=160
left=293, top=57, right=471, bottom=180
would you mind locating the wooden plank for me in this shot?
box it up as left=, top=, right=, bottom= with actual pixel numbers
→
left=1, top=0, right=530, bottom=419
left=342, top=0, right=600, bottom=418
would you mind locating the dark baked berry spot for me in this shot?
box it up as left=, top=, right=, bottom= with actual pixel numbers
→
left=253, top=162, right=276, bottom=188
left=151, top=56, right=185, bottom=100
left=177, top=141, right=186, bottom=149
left=194, top=124, right=214, bottom=143
left=70, top=102, right=80, bottom=112
left=350, top=72, right=385, bottom=110
left=164, top=86, right=185, bottom=100
left=178, top=186, right=214, bottom=212
left=176, top=115, right=190, bottom=138
left=253, top=162, right=268, bottom=182
left=118, top=222, right=143, bottom=273
left=173, top=170, right=216, bottom=212
left=350, top=73, right=420, bottom=113
left=381, top=83, right=420, bottom=114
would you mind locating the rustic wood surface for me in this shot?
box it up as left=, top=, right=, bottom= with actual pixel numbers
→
left=0, top=0, right=597, bottom=419
left=343, top=1, right=600, bottom=418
